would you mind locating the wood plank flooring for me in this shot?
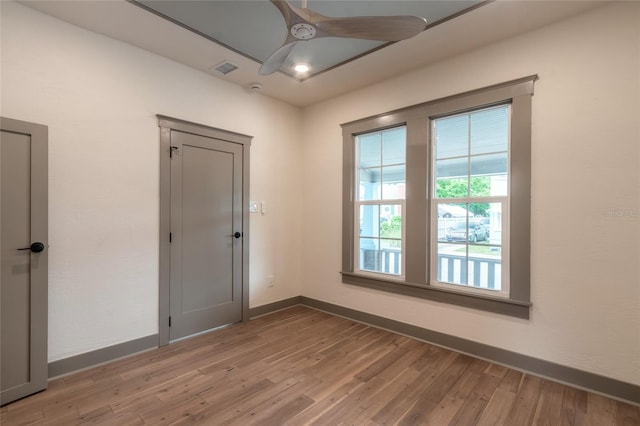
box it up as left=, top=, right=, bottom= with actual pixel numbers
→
left=2, top=306, right=638, bottom=425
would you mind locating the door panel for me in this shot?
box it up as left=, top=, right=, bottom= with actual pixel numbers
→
left=181, top=146, right=234, bottom=311
left=1, top=118, right=48, bottom=405
left=1, top=131, right=31, bottom=392
left=169, top=130, right=242, bottom=341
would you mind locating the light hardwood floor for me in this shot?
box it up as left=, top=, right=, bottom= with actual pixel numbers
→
left=2, top=306, right=638, bottom=425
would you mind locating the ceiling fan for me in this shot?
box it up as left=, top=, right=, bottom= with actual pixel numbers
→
left=259, top=0, right=428, bottom=75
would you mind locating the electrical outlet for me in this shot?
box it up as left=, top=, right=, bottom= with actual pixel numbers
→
left=267, top=275, right=274, bottom=287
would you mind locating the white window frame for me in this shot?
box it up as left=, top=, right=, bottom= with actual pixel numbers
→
left=353, top=128, right=407, bottom=279
left=429, top=105, right=511, bottom=298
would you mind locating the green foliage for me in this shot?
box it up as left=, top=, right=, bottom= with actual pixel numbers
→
left=436, top=178, right=466, bottom=198
left=436, top=176, right=491, bottom=216
left=380, top=215, right=402, bottom=239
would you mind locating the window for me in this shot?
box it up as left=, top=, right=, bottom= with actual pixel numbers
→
left=355, top=127, right=406, bottom=277
left=341, top=76, right=536, bottom=318
left=432, top=105, right=509, bottom=296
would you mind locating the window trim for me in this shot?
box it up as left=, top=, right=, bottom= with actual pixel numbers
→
left=341, top=76, right=536, bottom=319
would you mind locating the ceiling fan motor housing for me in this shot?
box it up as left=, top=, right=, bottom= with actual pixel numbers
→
left=291, top=23, right=316, bottom=40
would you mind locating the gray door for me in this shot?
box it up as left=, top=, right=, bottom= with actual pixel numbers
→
left=169, top=130, right=243, bottom=341
left=1, top=117, right=48, bottom=405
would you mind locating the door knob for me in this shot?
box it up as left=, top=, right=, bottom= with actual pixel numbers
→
left=233, top=232, right=241, bottom=239
left=17, top=242, right=45, bottom=253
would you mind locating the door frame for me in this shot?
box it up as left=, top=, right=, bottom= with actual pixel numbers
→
left=157, top=115, right=251, bottom=347
left=0, top=117, right=48, bottom=405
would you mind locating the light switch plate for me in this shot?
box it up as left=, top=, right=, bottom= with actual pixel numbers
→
left=249, top=201, right=258, bottom=213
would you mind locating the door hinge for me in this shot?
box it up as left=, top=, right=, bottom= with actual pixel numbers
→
left=169, top=232, right=172, bottom=243
left=170, top=146, right=178, bottom=158
left=169, top=316, right=172, bottom=327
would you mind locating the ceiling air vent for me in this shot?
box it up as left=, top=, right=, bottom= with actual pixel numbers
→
left=211, top=61, right=238, bottom=75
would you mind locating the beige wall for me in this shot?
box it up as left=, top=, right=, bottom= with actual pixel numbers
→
left=1, top=1, right=303, bottom=361
left=300, top=2, right=640, bottom=385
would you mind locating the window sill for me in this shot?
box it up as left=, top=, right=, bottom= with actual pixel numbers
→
left=341, top=271, right=531, bottom=319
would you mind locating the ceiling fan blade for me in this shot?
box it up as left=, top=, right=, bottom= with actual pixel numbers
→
left=259, top=41, right=297, bottom=75
left=269, top=0, right=296, bottom=28
left=315, top=15, right=428, bottom=41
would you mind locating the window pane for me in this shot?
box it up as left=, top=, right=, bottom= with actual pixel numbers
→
left=359, top=168, right=380, bottom=201
left=380, top=205, right=402, bottom=239
left=358, top=133, right=381, bottom=168
left=470, top=153, right=508, bottom=197
left=468, top=212, right=490, bottom=243
left=470, top=153, right=507, bottom=177
left=481, top=202, right=503, bottom=245
left=358, top=238, right=402, bottom=276
left=466, top=202, right=487, bottom=225
left=380, top=239, right=402, bottom=275
left=437, top=202, right=470, bottom=220
left=468, top=176, right=491, bottom=198
left=381, top=165, right=405, bottom=200
left=435, top=157, right=468, bottom=199
left=382, top=127, right=406, bottom=165
left=435, top=115, right=468, bottom=159
left=437, top=209, right=463, bottom=241
left=436, top=243, right=467, bottom=285
left=467, top=256, right=502, bottom=291
left=470, top=106, right=509, bottom=155
left=435, top=176, right=468, bottom=199
left=359, top=238, right=380, bottom=272
left=468, top=248, right=502, bottom=290
left=444, top=218, right=475, bottom=243
left=436, top=157, right=468, bottom=179
left=359, top=205, right=379, bottom=238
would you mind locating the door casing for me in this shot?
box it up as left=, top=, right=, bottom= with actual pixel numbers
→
left=157, top=115, right=251, bottom=346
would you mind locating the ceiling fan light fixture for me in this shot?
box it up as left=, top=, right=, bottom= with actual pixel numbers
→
left=294, top=64, right=310, bottom=73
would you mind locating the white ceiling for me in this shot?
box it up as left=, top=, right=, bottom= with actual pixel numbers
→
left=21, top=0, right=607, bottom=107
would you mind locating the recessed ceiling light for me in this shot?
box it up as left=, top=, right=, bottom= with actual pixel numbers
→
left=294, top=64, right=310, bottom=73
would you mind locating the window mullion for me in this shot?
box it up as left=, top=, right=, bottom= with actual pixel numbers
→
left=404, top=116, right=428, bottom=284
